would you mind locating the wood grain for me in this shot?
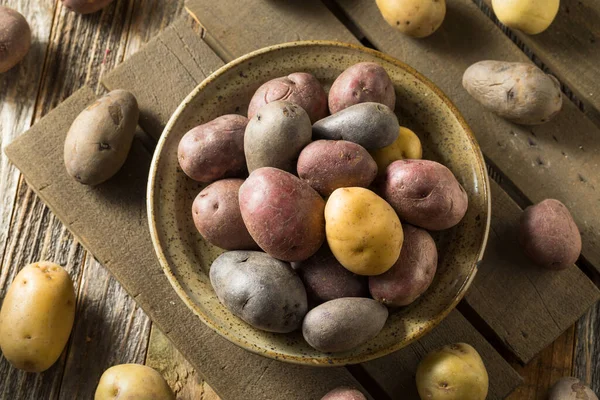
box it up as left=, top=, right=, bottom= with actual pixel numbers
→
left=575, top=301, right=600, bottom=395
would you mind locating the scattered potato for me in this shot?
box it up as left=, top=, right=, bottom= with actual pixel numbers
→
left=548, top=377, right=598, bottom=400
left=0, top=262, right=75, bottom=372
left=94, top=364, right=175, bottom=400
left=416, top=343, right=489, bottom=400
left=370, top=126, right=422, bottom=175
left=519, top=199, right=581, bottom=270
left=463, top=60, right=562, bottom=125
left=61, top=0, right=115, bottom=14
left=0, top=6, right=31, bottom=73
left=321, top=386, right=368, bottom=400
left=376, top=0, right=446, bottom=38
left=492, top=0, right=560, bottom=35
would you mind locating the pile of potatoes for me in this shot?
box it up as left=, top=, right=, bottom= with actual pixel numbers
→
left=178, top=62, right=470, bottom=353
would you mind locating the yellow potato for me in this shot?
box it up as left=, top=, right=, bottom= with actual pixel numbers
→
left=95, top=364, right=175, bottom=400
left=370, top=127, right=422, bottom=174
left=0, top=261, right=75, bottom=372
left=325, top=187, right=403, bottom=276
left=492, top=0, right=559, bottom=35
left=376, top=0, right=446, bottom=38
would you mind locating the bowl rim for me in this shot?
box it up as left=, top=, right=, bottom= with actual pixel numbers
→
left=147, top=40, right=492, bottom=366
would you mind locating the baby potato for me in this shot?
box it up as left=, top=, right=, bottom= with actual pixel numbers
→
left=416, top=343, right=489, bottom=400
left=370, top=126, right=422, bottom=175
left=376, top=0, right=446, bottom=38
left=321, top=386, right=368, bottom=400
left=302, top=298, right=388, bottom=353
left=0, top=6, right=31, bottom=73
left=94, top=364, right=174, bottom=400
left=0, top=262, right=75, bottom=372
left=328, top=62, right=396, bottom=114
left=548, top=377, right=598, bottom=400
left=248, top=72, right=327, bottom=123
left=297, top=140, right=378, bottom=197
left=178, top=114, right=248, bottom=183
left=492, top=0, right=559, bottom=35
left=325, top=187, right=403, bottom=276
left=61, top=0, right=114, bottom=14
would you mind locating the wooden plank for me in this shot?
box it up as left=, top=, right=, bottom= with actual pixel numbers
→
left=574, top=300, right=600, bottom=395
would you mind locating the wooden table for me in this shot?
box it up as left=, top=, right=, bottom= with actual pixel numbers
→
left=1, top=0, right=600, bottom=399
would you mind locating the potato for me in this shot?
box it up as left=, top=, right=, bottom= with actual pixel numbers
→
left=370, top=126, right=422, bottom=175
left=369, top=224, right=437, bottom=307
left=416, top=343, right=489, bottom=400
left=376, top=0, right=446, bottom=38
left=64, top=90, right=139, bottom=186
left=294, top=245, right=369, bottom=306
left=210, top=251, right=308, bottom=333
left=192, top=179, right=257, bottom=250
left=245, top=100, right=312, bottom=173
left=321, top=387, right=368, bottom=400
left=463, top=60, right=562, bottom=125
left=94, top=364, right=174, bottom=400
left=302, top=298, right=388, bottom=352
left=178, top=114, right=248, bottom=183
left=328, top=62, right=396, bottom=114
left=248, top=72, right=328, bottom=123
left=297, top=140, right=378, bottom=197
left=313, top=102, right=399, bottom=150
left=548, top=377, right=598, bottom=400
left=0, top=6, right=31, bottom=73
left=492, top=0, right=559, bottom=35
left=0, top=262, right=75, bottom=372
left=239, top=167, right=325, bottom=262
left=325, top=187, right=403, bottom=276
left=519, top=199, right=581, bottom=270
left=61, top=0, right=114, bottom=14
left=380, top=159, right=468, bottom=231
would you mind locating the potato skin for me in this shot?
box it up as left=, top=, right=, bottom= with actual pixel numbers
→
left=380, top=159, right=468, bottom=231
left=178, top=114, right=248, bottom=183
left=548, top=377, right=598, bottom=400
left=94, top=364, right=175, bottom=400
left=492, top=0, right=559, bottom=35
left=209, top=251, right=308, bottom=333
left=325, top=187, right=403, bottom=276
left=302, top=298, right=388, bottom=353
left=297, top=140, right=378, bottom=197
left=463, top=61, right=562, bottom=125
left=0, top=6, right=31, bottom=73
left=369, top=224, right=437, bottom=307
left=519, top=199, right=581, bottom=270
left=61, top=0, right=114, bottom=14
left=328, top=62, right=396, bottom=114
left=416, top=343, right=489, bottom=400
left=376, top=0, right=446, bottom=38
left=370, top=127, right=422, bottom=176
left=192, top=179, right=258, bottom=250
left=321, top=387, right=368, bottom=400
left=248, top=72, right=327, bottom=123
left=239, top=167, right=325, bottom=262
left=313, top=102, right=399, bottom=150
left=0, top=262, right=75, bottom=372
left=245, top=100, right=312, bottom=173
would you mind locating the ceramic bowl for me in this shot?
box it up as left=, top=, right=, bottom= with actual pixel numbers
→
left=148, top=41, right=490, bottom=366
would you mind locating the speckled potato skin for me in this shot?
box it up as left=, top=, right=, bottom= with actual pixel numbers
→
left=369, top=224, right=438, bottom=307
left=328, top=62, right=396, bottom=114
left=239, top=167, right=325, bottom=262
left=463, top=61, right=563, bottom=125
left=245, top=100, right=312, bottom=173
left=519, top=199, right=581, bottom=270
left=178, top=114, right=248, bottom=183
left=0, top=6, right=31, bottom=73
left=313, top=102, right=400, bottom=150
left=376, top=0, right=446, bottom=38
left=321, top=386, right=368, bottom=400
left=492, top=0, right=559, bottom=35
left=0, top=262, right=75, bottom=372
left=94, top=364, right=175, bottom=400
left=416, top=343, right=489, bottom=400
left=380, top=159, right=468, bottom=231
left=302, top=298, right=388, bottom=353
left=192, top=179, right=258, bottom=250
left=209, top=251, right=308, bottom=333
left=548, top=377, right=598, bottom=400
left=297, top=140, right=378, bottom=197
left=248, top=72, right=328, bottom=123
left=325, top=187, right=403, bottom=276
left=61, top=0, right=115, bottom=14
left=64, top=90, right=139, bottom=186
left=370, top=127, right=422, bottom=175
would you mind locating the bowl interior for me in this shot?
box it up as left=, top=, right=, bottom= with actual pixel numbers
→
left=148, top=41, right=490, bottom=366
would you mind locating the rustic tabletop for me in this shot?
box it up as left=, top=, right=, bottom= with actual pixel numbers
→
left=1, top=1, right=600, bottom=399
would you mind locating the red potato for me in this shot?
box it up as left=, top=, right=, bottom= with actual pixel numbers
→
left=321, top=387, right=367, bottom=400
left=0, top=6, right=31, bottom=73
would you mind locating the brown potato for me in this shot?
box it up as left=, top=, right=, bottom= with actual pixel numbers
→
left=192, top=179, right=258, bottom=250
left=548, top=377, right=598, bottom=400
left=369, top=224, right=437, bottom=307
left=61, top=0, right=114, bottom=14
left=321, top=387, right=368, bottom=400
left=328, top=62, right=396, bottom=114
left=239, top=167, right=325, bottom=262
left=94, top=364, right=175, bottom=400
left=380, top=159, right=468, bottom=230
left=248, top=72, right=328, bottom=123
left=178, top=114, right=248, bottom=183
left=0, top=6, right=31, bottom=73
left=519, top=199, right=581, bottom=270
left=297, top=140, right=378, bottom=197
